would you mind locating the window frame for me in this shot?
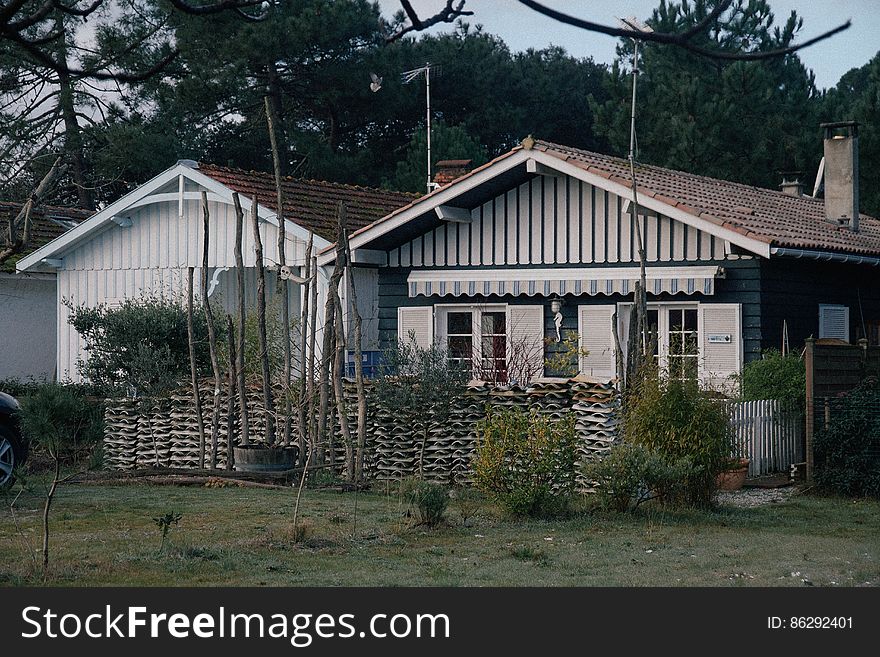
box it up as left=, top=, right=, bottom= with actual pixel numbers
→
left=434, top=303, right=509, bottom=380
left=619, top=300, right=701, bottom=380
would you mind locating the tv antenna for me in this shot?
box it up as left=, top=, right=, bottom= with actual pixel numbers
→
left=402, top=62, right=442, bottom=193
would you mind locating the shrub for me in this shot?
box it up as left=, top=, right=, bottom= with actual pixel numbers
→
left=622, top=367, right=733, bottom=508
left=738, top=349, right=805, bottom=410
left=17, top=382, right=103, bottom=465
left=403, top=479, right=449, bottom=527
left=449, top=487, right=482, bottom=525
left=66, top=293, right=225, bottom=397
left=814, top=378, right=880, bottom=498
left=473, top=409, right=578, bottom=517
left=584, top=443, right=691, bottom=512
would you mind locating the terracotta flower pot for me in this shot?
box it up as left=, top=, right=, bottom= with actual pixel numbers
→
left=716, top=458, right=750, bottom=491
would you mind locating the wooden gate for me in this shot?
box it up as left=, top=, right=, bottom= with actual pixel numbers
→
left=729, top=400, right=803, bottom=477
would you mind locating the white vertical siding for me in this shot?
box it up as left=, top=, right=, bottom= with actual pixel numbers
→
left=383, top=172, right=735, bottom=269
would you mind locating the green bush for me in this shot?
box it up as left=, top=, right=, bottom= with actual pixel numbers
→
left=623, top=367, right=733, bottom=508
left=584, top=443, right=691, bottom=513
left=739, top=349, right=805, bottom=410
left=814, top=378, right=880, bottom=498
left=66, top=293, right=225, bottom=397
left=403, top=479, right=449, bottom=527
left=473, top=409, right=578, bottom=517
left=17, top=382, right=104, bottom=465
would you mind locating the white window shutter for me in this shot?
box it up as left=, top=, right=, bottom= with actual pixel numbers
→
left=506, top=305, right=545, bottom=382
left=698, top=303, right=742, bottom=392
left=818, top=304, right=849, bottom=341
left=398, top=306, right=434, bottom=348
left=578, top=305, right=616, bottom=381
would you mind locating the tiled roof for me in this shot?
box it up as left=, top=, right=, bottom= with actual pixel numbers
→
left=1, top=202, right=90, bottom=273
left=198, top=163, right=416, bottom=242
left=533, top=139, right=880, bottom=258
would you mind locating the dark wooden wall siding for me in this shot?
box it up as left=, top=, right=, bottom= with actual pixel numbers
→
left=377, top=257, right=764, bottom=364
left=759, top=258, right=880, bottom=352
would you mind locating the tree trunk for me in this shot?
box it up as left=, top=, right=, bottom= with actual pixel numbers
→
left=200, top=192, right=222, bottom=468
left=232, top=193, right=250, bottom=445
left=55, top=16, right=95, bottom=211
left=250, top=195, right=276, bottom=445
left=187, top=267, right=207, bottom=469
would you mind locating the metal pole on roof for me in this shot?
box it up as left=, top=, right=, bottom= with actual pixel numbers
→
left=402, top=62, right=441, bottom=194
left=426, top=62, right=432, bottom=194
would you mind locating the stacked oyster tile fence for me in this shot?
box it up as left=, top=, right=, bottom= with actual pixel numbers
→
left=102, top=377, right=620, bottom=490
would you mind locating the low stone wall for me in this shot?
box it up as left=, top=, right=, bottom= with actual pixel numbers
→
left=103, top=377, right=619, bottom=488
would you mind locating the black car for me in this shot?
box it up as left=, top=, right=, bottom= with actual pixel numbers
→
left=0, top=392, right=27, bottom=488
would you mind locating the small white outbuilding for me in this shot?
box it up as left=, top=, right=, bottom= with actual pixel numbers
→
left=16, top=161, right=413, bottom=381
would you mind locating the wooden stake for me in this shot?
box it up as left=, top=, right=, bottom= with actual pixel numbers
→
left=265, top=95, right=293, bottom=445
left=200, top=192, right=222, bottom=468
left=250, top=193, right=276, bottom=445
left=232, top=192, right=250, bottom=445
left=226, top=314, right=237, bottom=470
left=307, top=250, right=318, bottom=463
left=332, top=291, right=354, bottom=480
left=317, top=202, right=347, bottom=466
left=298, top=234, right=313, bottom=465
left=344, top=242, right=368, bottom=483
left=186, top=267, right=207, bottom=469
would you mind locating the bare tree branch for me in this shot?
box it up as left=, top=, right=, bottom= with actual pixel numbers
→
left=515, top=0, right=850, bottom=61
left=386, top=0, right=473, bottom=42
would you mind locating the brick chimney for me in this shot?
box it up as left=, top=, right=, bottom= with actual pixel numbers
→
left=433, top=159, right=473, bottom=186
left=779, top=172, right=804, bottom=197
left=821, top=121, right=860, bottom=232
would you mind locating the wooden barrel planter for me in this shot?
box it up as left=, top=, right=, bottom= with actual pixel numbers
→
left=233, top=445, right=298, bottom=473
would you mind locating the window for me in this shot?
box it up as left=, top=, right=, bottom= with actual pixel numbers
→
left=622, top=303, right=699, bottom=381
left=666, top=307, right=698, bottom=381
left=438, top=306, right=508, bottom=382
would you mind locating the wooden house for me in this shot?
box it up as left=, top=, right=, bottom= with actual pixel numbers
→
left=320, top=125, right=880, bottom=391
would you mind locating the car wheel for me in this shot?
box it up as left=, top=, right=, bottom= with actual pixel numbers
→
left=0, top=425, right=23, bottom=489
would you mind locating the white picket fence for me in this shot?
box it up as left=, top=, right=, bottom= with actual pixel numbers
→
left=728, top=400, right=803, bottom=477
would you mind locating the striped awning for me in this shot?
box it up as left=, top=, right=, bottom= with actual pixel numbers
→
left=407, top=266, right=722, bottom=298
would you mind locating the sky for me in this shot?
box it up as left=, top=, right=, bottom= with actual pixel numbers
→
left=376, top=0, right=879, bottom=90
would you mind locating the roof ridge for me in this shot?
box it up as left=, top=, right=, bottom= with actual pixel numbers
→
left=197, top=162, right=417, bottom=199
left=534, top=139, right=829, bottom=207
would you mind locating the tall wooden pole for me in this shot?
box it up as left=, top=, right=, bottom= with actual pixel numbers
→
left=299, top=234, right=313, bottom=465
left=225, top=314, right=237, bottom=470
left=232, top=192, right=250, bottom=445
left=251, top=194, right=276, bottom=445
left=186, top=266, right=207, bottom=469
left=265, top=95, right=292, bottom=445
left=307, top=250, right=318, bottom=464
left=200, top=192, right=222, bottom=468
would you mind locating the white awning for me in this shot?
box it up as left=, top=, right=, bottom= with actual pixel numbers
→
left=407, top=266, right=722, bottom=298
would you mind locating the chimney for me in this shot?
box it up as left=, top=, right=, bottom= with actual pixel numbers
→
left=821, top=121, right=860, bottom=232
left=433, top=159, right=473, bottom=186
left=779, top=172, right=804, bottom=197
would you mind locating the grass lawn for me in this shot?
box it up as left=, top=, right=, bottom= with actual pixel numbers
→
left=1, top=482, right=878, bottom=586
